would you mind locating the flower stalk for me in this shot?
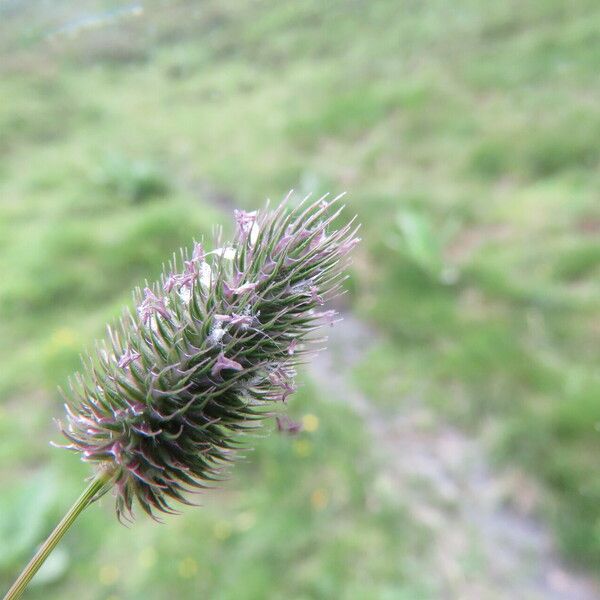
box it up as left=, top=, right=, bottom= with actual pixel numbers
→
left=3, top=467, right=114, bottom=600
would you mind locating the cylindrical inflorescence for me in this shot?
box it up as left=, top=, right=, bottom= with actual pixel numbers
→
left=57, top=194, right=360, bottom=520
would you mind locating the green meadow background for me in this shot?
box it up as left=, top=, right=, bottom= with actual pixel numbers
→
left=1, top=1, right=599, bottom=598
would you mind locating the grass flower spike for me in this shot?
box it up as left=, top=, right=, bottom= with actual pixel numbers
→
left=3, top=193, right=359, bottom=600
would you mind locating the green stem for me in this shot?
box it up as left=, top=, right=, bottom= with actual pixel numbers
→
left=3, top=468, right=114, bottom=600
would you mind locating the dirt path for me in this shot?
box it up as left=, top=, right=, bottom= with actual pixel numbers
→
left=309, top=313, right=599, bottom=600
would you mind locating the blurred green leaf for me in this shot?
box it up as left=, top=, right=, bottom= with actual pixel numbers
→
left=0, top=472, right=58, bottom=571
left=95, top=154, right=169, bottom=205
left=395, top=210, right=449, bottom=282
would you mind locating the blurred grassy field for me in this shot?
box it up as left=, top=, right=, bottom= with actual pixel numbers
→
left=1, top=0, right=599, bottom=598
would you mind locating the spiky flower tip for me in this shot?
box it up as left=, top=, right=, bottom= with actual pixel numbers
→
left=57, top=193, right=360, bottom=521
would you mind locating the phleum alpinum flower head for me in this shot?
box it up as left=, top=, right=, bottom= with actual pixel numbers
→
left=57, top=193, right=360, bottom=521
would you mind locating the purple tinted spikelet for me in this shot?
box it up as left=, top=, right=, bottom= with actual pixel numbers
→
left=57, top=194, right=360, bottom=520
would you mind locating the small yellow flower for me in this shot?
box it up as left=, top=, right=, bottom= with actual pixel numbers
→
left=213, top=520, right=232, bottom=540
left=98, top=564, right=119, bottom=586
left=51, top=327, right=77, bottom=348
left=138, top=547, right=157, bottom=569
left=178, top=556, right=198, bottom=579
left=310, top=488, right=329, bottom=511
left=302, top=413, right=319, bottom=433
left=293, top=439, right=312, bottom=457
